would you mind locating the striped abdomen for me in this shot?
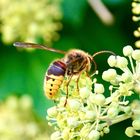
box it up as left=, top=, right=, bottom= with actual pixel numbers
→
left=44, top=60, right=66, bottom=99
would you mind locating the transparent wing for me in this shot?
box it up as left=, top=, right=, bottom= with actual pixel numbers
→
left=13, top=42, right=66, bottom=54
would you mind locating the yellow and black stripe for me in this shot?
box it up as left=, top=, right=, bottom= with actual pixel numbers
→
left=44, top=60, right=66, bottom=99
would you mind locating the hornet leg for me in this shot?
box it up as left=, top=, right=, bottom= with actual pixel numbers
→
left=64, top=74, right=73, bottom=107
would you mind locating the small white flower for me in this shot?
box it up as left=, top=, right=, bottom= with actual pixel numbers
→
left=93, top=94, right=106, bottom=106
left=80, top=124, right=91, bottom=138
left=61, top=128, right=70, bottom=140
left=132, top=3, right=140, bottom=14
left=85, top=110, right=96, bottom=120
left=125, top=127, right=136, bottom=138
left=132, top=50, right=140, bottom=61
left=134, top=83, right=140, bottom=94
left=116, top=56, right=128, bottom=68
left=94, top=83, right=105, bottom=94
left=67, top=117, right=79, bottom=128
left=123, top=106, right=131, bottom=114
left=132, top=119, right=140, bottom=130
left=118, top=83, right=133, bottom=96
left=47, top=106, right=58, bottom=118
left=88, top=130, right=100, bottom=140
left=134, top=30, right=140, bottom=37
left=102, top=69, right=117, bottom=82
left=51, top=131, right=61, bottom=140
left=103, top=127, right=110, bottom=134
left=59, top=97, right=66, bottom=107
left=108, top=55, right=117, bottom=67
left=121, top=72, right=132, bottom=82
left=80, top=87, right=91, bottom=99
left=123, top=45, right=133, bottom=56
left=68, top=99, right=81, bottom=111
left=135, top=40, right=140, bottom=48
left=78, top=111, right=86, bottom=120
left=107, top=106, right=119, bottom=118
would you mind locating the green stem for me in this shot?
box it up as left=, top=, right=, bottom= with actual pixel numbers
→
left=99, top=114, right=131, bottom=129
left=135, top=132, right=140, bottom=136
left=129, top=56, right=135, bottom=74
left=110, top=114, right=131, bottom=125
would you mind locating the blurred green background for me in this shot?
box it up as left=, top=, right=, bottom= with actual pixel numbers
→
left=0, top=0, right=139, bottom=139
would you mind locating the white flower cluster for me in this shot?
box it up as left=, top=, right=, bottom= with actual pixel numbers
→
left=103, top=45, right=140, bottom=137
left=47, top=46, right=140, bottom=140
left=125, top=100, right=140, bottom=137
left=0, top=95, right=50, bottom=140
left=103, top=45, right=140, bottom=96
left=132, top=0, right=140, bottom=48
left=0, top=0, right=62, bottom=44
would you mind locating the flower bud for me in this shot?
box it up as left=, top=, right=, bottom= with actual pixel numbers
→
left=85, top=110, right=96, bottom=120
left=132, top=4, right=140, bottom=14
left=79, top=111, right=86, bottom=120
left=94, top=83, right=105, bottom=94
left=107, top=55, right=117, bottom=67
left=116, top=56, right=128, bottom=68
left=80, top=124, right=91, bottom=138
left=62, top=128, right=70, bottom=140
left=88, top=130, right=100, bottom=140
left=93, top=94, right=106, bottom=106
left=80, top=87, right=90, bottom=99
left=123, top=45, right=133, bottom=56
left=121, top=72, right=132, bottom=82
left=67, top=117, right=78, bottom=128
left=59, top=97, right=66, bottom=107
left=132, top=16, right=140, bottom=22
left=68, top=99, right=81, bottom=111
left=47, top=106, right=58, bottom=117
left=102, top=69, right=117, bottom=82
left=123, top=106, right=131, bottom=114
left=134, top=83, right=140, bottom=94
left=135, top=40, right=140, bottom=48
left=132, top=50, right=140, bottom=61
left=51, top=131, right=61, bottom=140
left=134, top=30, right=140, bottom=37
left=103, top=127, right=110, bottom=134
left=107, top=106, right=119, bottom=118
left=57, top=120, right=65, bottom=128
left=132, top=119, right=140, bottom=130
left=125, top=127, right=136, bottom=137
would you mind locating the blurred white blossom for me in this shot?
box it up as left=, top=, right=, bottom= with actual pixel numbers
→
left=132, top=0, right=140, bottom=48
left=0, top=95, right=50, bottom=140
left=0, top=0, right=62, bottom=44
